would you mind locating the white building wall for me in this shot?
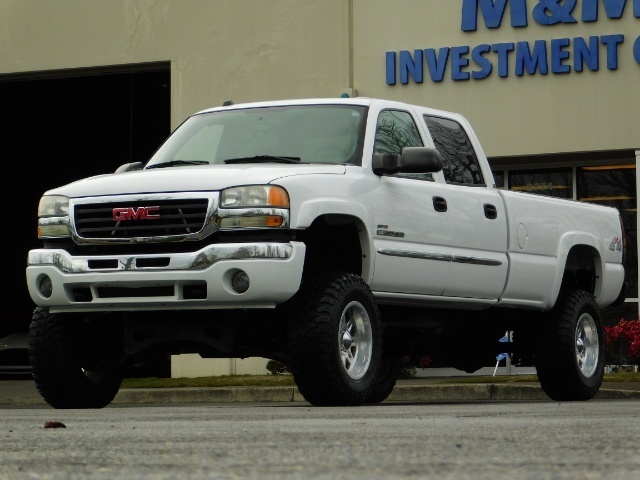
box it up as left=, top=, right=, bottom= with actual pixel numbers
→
left=171, top=355, right=270, bottom=378
left=0, top=0, right=353, bottom=130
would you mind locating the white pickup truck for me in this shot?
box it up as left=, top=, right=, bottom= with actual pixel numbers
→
left=26, top=97, right=627, bottom=408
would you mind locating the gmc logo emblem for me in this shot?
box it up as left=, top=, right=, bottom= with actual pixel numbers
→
left=113, top=206, right=160, bottom=221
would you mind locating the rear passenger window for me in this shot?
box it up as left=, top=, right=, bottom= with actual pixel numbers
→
left=424, top=115, right=484, bottom=185
left=375, top=110, right=432, bottom=181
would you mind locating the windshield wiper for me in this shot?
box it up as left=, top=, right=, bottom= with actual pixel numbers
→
left=223, top=155, right=302, bottom=164
left=146, top=160, right=210, bottom=169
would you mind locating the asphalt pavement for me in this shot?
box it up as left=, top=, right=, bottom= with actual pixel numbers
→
left=2, top=376, right=640, bottom=406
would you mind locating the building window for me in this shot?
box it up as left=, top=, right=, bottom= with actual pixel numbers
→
left=508, top=168, right=573, bottom=199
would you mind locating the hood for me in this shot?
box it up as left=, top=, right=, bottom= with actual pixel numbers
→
left=45, top=163, right=347, bottom=198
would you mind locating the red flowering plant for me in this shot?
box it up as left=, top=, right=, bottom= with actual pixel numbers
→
left=605, top=318, right=640, bottom=365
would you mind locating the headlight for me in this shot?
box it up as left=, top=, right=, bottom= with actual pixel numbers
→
left=38, top=195, right=70, bottom=217
left=218, top=185, right=289, bottom=229
left=221, top=186, right=289, bottom=208
left=37, top=195, right=70, bottom=237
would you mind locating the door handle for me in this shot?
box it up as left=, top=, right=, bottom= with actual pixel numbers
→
left=484, top=203, right=498, bottom=219
left=433, top=196, right=447, bottom=212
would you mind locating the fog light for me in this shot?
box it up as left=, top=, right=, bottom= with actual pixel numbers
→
left=231, top=271, right=250, bottom=293
left=39, top=275, right=53, bottom=298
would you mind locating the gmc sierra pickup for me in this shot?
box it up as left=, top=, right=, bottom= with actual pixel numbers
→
left=26, top=97, right=626, bottom=408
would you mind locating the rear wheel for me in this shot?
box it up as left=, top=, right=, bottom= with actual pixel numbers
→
left=288, top=273, right=381, bottom=406
left=534, top=289, right=604, bottom=401
left=29, top=307, right=124, bottom=409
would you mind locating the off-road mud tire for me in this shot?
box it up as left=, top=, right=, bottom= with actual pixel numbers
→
left=29, top=307, right=124, bottom=409
left=534, top=289, right=605, bottom=401
left=365, top=349, right=401, bottom=404
left=288, top=273, right=382, bottom=406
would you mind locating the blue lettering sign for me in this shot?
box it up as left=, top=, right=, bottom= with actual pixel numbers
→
left=601, top=34, right=624, bottom=68
left=551, top=38, right=572, bottom=73
left=400, top=50, right=424, bottom=84
left=451, top=46, right=471, bottom=80
left=471, top=44, right=494, bottom=78
left=532, top=0, right=578, bottom=25
left=385, top=1, right=638, bottom=86
left=461, top=0, right=528, bottom=31
left=386, top=51, right=396, bottom=85
left=462, top=0, right=639, bottom=30
left=574, top=36, right=600, bottom=71
left=582, top=0, right=640, bottom=22
left=492, top=42, right=515, bottom=76
left=515, top=40, right=549, bottom=75
left=425, top=48, right=450, bottom=82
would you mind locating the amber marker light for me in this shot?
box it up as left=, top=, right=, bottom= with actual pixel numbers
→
left=265, top=215, right=284, bottom=227
left=268, top=186, right=289, bottom=207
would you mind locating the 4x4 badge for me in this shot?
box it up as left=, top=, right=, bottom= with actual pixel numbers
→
left=609, top=236, right=622, bottom=252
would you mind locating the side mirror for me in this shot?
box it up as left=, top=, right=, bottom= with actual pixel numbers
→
left=373, top=147, right=443, bottom=176
left=115, top=162, right=144, bottom=173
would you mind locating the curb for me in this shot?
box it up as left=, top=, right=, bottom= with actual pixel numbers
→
left=112, top=386, right=304, bottom=405
left=3, top=384, right=640, bottom=406
left=0, top=396, right=46, bottom=406
left=110, top=384, right=640, bottom=405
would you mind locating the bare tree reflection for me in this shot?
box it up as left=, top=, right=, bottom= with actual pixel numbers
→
left=424, top=116, right=483, bottom=184
left=374, top=110, right=422, bottom=155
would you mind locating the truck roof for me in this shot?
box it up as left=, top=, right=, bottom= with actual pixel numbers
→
left=194, top=97, right=460, bottom=119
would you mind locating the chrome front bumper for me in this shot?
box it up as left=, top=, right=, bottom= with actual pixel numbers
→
left=26, top=242, right=306, bottom=313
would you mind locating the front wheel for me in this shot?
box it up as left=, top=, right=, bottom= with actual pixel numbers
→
left=365, top=348, right=401, bottom=404
left=534, top=289, right=605, bottom=401
left=29, top=307, right=124, bottom=409
left=288, top=273, right=382, bottom=406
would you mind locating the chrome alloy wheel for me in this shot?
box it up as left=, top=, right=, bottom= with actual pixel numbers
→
left=339, top=300, right=373, bottom=380
left=576, top=312, right=599, bottom=378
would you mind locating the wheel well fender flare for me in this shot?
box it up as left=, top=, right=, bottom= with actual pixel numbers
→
left=293, top=200, right=375, bottom=282
left=548, top=232, right=603, bottom=308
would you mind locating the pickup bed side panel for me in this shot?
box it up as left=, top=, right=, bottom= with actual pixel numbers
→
left=497, top=189, right=625, bottom=310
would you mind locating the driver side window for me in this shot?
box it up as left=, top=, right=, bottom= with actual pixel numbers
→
left=374, top=110, right=432, bottom=181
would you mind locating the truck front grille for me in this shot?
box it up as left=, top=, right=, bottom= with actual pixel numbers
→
left=74, top=198, right=210, bottom=239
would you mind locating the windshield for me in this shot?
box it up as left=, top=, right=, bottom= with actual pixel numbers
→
left=145, top=104, right=367, bottom=168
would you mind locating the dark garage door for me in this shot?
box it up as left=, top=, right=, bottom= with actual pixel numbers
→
left=0, top=62, right=171, bottom=336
